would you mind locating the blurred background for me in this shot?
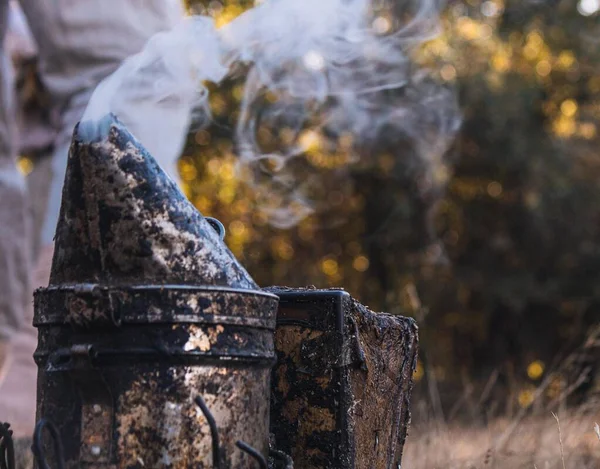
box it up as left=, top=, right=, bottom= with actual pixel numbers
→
left=14, top=0, right=600, bottom=465
left=147, top=0, right=600, bottom=420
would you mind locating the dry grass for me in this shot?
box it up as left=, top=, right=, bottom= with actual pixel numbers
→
left=12, top=414, right=600, bottom=469
left=13, top=437, right=34, bottom=469
left=401, top=323, right=600, bottom=468
left=402, top=410, right=600, bottom=469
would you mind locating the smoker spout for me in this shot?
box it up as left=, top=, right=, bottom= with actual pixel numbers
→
left=50, top=113, right=257, bottom=289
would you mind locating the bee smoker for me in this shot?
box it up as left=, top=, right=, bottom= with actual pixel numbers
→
left=33, top=115, right=279, bottom=468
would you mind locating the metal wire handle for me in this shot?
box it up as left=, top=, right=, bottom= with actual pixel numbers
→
left=236, top=441, right=268, bottom=469
left=195, top=395, right=222, bottom=469
left=205, top=217, right=226, bottom=241
left=0, top=422, right=15, bottom=469
left=195, top=395, right=271, bottom=469
left=270, top=448, right=294, bottom=469
left=2, top=396, right=290, bottom=468
left=32, top=419, right=65, bottom=469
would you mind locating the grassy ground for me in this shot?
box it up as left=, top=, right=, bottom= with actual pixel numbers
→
left=401, top=323, right=600, bottom=468
left=13, top=438, right=34, bottom=469
left=402, top=409, right=600, bottom=468
left=13, top=413, right=599, bottom=469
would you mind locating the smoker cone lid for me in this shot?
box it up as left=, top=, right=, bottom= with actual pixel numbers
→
left=49, top=114, right=258, bottom=290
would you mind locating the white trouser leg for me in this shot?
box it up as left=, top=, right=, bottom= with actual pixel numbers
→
left=0, top=0, right=31, bottom=341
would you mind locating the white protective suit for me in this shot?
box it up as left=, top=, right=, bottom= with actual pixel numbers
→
left=0, top=0, right=184, bottom=434
left=0, top=0, right=184, bottom=339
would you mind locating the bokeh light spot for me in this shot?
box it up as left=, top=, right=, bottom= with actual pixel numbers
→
left=17, top=156, right=34, bottom=176
left=527, top=360, right=545, bottom=380
left=518, top=388, right=535, bottom=408
left=578, top=0, right=600, bottom=16
left=321, top=258, right=339, bottom=276
left=536, top=60, right=552, bottom=77
left=353, top=255, right=370, bottom=272
left=481, top=1, right=500, bottom=17
left=303, top=50, right=325, bottom=71
left=487, top=182, right=503, bottom=198
left=561, top=99, right=578, bottom=117
left=372, top=16, right=391, bottom=35
left=440, top=64, right=457, bottom=81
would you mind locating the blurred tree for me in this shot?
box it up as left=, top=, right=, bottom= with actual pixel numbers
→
left=181, top=0, right=600, bottom=414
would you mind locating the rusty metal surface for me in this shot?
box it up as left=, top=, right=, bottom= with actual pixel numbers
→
left=2, top=401, right=291, bottom=469
left=268, top=288, right=353, bottom=469
left=3, top=409, right=292, bottom=469
left=35, top=285, right=277, bottom=330
left=268, top=287, right=418, bottom=469
left=34, top=286, right=278, bottom=468
left=50, top=113, right=257, bottom=289
left=34, top=115, right=280, bottom=468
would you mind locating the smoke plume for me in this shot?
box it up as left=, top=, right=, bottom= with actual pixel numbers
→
left=81, top=0, right=460, bottom=226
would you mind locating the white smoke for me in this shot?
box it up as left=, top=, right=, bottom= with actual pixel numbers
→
left=80, top=16, right=227, bottom=180
left=81, top=0, right=459, bottom=226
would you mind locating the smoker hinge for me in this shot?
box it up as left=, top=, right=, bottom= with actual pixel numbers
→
left=68, top=344, right=114, bottom=465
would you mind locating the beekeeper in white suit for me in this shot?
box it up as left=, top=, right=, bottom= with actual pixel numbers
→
left=0, top=0, right=184, bottom=433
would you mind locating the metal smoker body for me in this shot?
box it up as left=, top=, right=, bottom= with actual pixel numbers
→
left=33, top=116, right=279, bottom=468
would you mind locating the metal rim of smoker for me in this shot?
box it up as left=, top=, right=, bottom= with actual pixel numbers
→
left=34, top=284, right=279, bottom=329
left=33, top=284, right=280, bottom=366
